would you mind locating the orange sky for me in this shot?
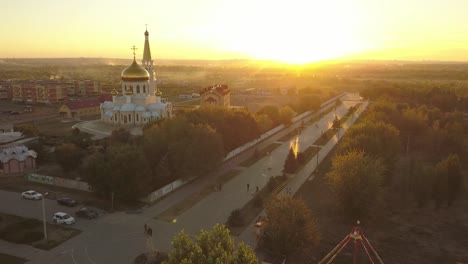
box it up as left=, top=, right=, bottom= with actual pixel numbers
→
left=2, top=0, right=468, bottom=63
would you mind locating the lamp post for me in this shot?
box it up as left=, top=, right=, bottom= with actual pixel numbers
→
left=42, top=192, right=48, bottom=243
left=311, top=145, right=322, bottom=171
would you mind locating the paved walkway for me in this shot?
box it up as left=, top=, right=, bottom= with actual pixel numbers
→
left=237, top=100, right=369, bottom=248
left=171, top=99, right=357, bottom=237
left=0, top=240, right=45, bottom=261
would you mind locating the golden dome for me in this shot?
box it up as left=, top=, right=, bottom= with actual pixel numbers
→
left=121, top=60, right=149, bottom=81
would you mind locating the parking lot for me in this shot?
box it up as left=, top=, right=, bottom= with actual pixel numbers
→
left=0, top=190, right=103, bottom=230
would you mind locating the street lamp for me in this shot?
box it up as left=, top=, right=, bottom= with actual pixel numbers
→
left=311, top=145, right=322, bottom=171
left=42, top=192, right=49, bottom=243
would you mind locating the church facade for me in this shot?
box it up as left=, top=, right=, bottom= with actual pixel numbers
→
left=100, top=29, right=172, bottom=126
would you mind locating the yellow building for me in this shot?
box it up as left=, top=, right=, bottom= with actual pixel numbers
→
left=200, top=84, right=231, bottom=107
left=59, top=99, right=101, bottom=119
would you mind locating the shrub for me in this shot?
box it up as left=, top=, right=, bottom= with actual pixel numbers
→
left=253, top=195, right=264, bottom=208
left=227, top=209, right=244, bottom=227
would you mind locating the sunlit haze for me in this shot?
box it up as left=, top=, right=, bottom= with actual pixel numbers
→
left=2, top=0, right=468, bottom=63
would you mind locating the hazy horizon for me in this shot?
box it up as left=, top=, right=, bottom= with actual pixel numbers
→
left=3, top=0, right=468, bottom=64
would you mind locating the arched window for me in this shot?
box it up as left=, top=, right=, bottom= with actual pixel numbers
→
left=129, top=114, right=132, bottom=122
left=136, top=114, right=139, bottom=122
left=137, top=85, right=140, bottom=93
left=143, top=85, right=146, bottom=93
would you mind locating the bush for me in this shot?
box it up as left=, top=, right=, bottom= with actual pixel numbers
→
left=253, top=195, right=264, bottom=208
left=227, top=209, right=244, bottom=227
left=267, top=175, right=287, bottom=191
left=134, top=252, right=168, bottom=264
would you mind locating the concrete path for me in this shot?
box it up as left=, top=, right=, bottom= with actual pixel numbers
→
left=0, top=240, right=45, bottom=261
left=237, top=99, right=368, bottom=248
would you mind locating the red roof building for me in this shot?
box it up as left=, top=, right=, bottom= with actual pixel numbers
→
left=200, top=84, right=231, bottom=108
left=59, top=99, right=101, bottom=119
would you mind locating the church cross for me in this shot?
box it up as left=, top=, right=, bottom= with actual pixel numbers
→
left=131, top=45, right=138, bottom=60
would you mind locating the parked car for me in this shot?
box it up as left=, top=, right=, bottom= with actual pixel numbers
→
left=57, top=197, right=77, bottom=207
left=75, top=207, right=98, bottom=219
left=52, top=212, right=76, bottom=225
left=21, top=190, right=43, bottom=200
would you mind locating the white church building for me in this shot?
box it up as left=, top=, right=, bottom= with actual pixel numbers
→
left=100, top=29, right=172, bottom=126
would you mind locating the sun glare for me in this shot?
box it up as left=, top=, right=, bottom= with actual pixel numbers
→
left=218, top=0, right=367, bottom=64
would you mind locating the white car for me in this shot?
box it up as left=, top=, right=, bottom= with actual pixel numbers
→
left=52, top=212, right=76, bottom=225
left=21, top=190, right=43, bottom=200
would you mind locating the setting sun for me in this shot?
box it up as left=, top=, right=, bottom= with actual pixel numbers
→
left=214, top=0, right=369, bottom=64
left=1, top=0, right=467, bottom=61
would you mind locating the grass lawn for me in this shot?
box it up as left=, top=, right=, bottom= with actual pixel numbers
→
left=313, top=129, right=336, bottom=146
left=305, top=105, right=335, bottom=126
left=277, top=130, right=300, bottom=142
left=156, top=169, right=242, bottom=222
left=0, top=253, right=27, bottom=264
left=239, top=143, right=282, bottom=167
left=18, top=118, right=80, bottom=137
left=294, top=145, right=320, bottom=173
left=0, top=213, right=81, bottom=250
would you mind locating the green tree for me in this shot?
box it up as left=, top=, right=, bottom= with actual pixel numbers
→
left=296, top=95, right=321, bottom=113
left=327, top=151, right=385, bottom=219
left=164, top=224, right=257, bottom=264
left=432, top=154, right=463, bottom=208
left=55, top=143, right=84, bottom=172
left=109, top=128, right=131, bottom=144
left=182, top=107, right=261, bottom=152
left=283, top=148, right=298, bottom=173
left=65, top=128, right=92, bottom=149
left=398, top=107, right=428, bottom=154
left=278, top=106, right=296, bottom=125
left=29, top=141, right=49, bottom=165
left=169, top=124, right=224, bottom=178
left=260, top=196, right=320, bottom=259
left=84, top=144, right=152, bottom=202
left=257, top=105, right=280, bottom=126
left=339, top=121, right=400, bottom=170
left=254, top=114, right=273, bottom=133
left=332, top=115, right=341, bottom=129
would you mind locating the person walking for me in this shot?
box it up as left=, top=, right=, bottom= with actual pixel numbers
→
left=247, top=183, right=250, bottom=192
left=144, top=223, right=148, bottom=234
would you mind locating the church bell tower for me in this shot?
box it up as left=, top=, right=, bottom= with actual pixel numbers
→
left=142, top=26, right=156, bottom=96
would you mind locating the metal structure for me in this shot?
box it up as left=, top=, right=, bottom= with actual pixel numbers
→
left=319, top=222, right=384, bottom=264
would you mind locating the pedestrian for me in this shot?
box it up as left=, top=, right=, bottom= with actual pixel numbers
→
left=247, top=183, right=250, bottom=192
left=147, top=227, right=152, bottom=237
left=144, top=223, right=148, bottom=234
left=256, top=186, right=259, bottom=192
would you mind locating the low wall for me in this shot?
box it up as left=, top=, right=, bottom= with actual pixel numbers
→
left=25, top=173, right=91, bottom=192
left=140, top=178, right=194, bottom=203
left=223, top=124, right=285, bottom=162
left=223, top=93, right=346, bottom=162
